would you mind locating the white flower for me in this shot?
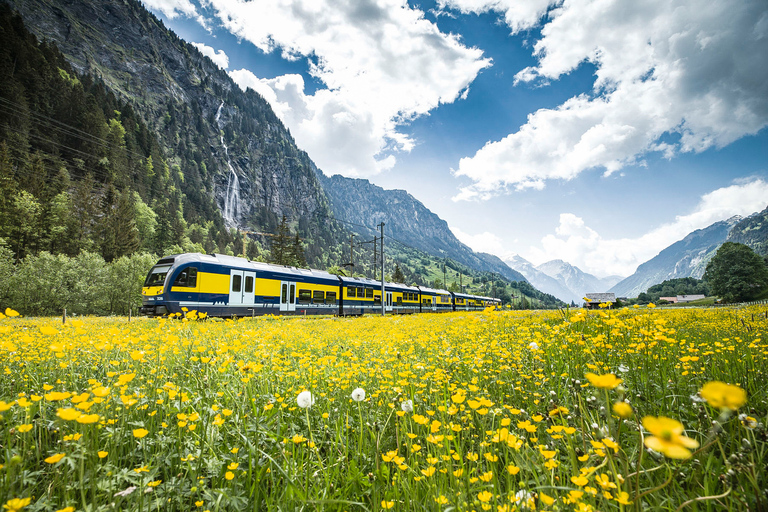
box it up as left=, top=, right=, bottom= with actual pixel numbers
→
left=528, top=342, right=539, bottom=350
left=351, top=388, right=366, bottom=402
left=401, top=399, right=413, bottom=413
left=618, top=364, right=629, bottom=373
left=114, top=486, right=137, bottom=497
left=296, top=390, right=314, bottom=409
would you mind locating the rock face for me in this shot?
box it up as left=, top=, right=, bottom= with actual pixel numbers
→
left=610, top=217, right=742, bottom=298
left=726, top=205, right=768, bottom=256
left=318, top=173, right=527, bottom=282
left=5, top=0, right=333, bottom=229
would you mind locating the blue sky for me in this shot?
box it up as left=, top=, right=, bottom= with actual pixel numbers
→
left=143, top=0, right=768, bottom=278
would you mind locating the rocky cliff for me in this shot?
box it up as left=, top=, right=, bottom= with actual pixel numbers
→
left=609, top=217, right=742, bottom=297
left=318, top=173, right=527, bottom=283
left=726, top=205, right=768, bottom=256
left=5, top=0, right=335, bottom=234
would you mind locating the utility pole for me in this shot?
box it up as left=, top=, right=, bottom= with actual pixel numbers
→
left=443, top=258, right=447, bottom=289
left=379, top=222, right=385, bottom=316
left=460, top=272, right=463, bottom=293
left=373, top=236, right=377, bottom=277
left=349, top=234, right=355, bottom=270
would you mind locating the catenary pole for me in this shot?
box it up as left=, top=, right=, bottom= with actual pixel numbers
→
left=379, top=222, right=385, bottom=316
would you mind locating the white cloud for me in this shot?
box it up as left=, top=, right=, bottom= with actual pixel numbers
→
left=525, top=179, right=768, bottom=277
left=191, top=42, right=229, bottom=69
left=450, top=0, right=768, bottom=200
left=208, top=0, right=490, bottom=177
left=450, top=225, right=507, bottom=256
left=438, top=0, right=556, bottom=34
left=142, top=0, right=197, bottom=19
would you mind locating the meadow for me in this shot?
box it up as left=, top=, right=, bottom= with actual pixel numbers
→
left=0, top=305, right=765, bottom=511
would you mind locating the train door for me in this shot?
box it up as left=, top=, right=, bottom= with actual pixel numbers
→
left=280, top=281, right=296, bottom=312
left=386, top=292, right=393, bottom=313
left=229, top=270, right=244, bottom=305
left=242, top=271, right=255, bottom=306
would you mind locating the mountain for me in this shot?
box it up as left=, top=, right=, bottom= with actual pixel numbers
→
left=318, top=173, right=527, bottom=283
left=3, top=0, right=347, bottom=266
left=726, top=205, right=768, bottom=256
left=609, top=217, right=742, bottom=298
left=503, top=255, right=581, bottom=303
left=536, top=260, right=623, bottom=300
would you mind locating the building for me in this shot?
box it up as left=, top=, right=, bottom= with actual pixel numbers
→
left=676, top=294, right=705, bottom=303
left=584, top=293, right=617, bottom=309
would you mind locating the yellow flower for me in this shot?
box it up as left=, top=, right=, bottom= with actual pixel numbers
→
left=477, top=491, right=493, bottom=503
left=4, top=308, right=20, bottom=317
left=381, top=500, right=394, bottom=509
left=57, top=408, right=81, bottom=421
left=420, top=466, right=436, bottom=477
left=132, top=428, right=149, bottom=438
left=76, top=414, right=100, bottom=424
left=17, top=424, right=33, bottom=433
left=434, top=495, right=449, bottom=505
left=45, top=453, right=65, bottom=464
left=699, top=381, right=747, bottom=411
left=612, top=401, right=633, bottom=418
left=55, top=507, right=75, bottom=512
left=571, top=475, right=589, bottom=486
left=643, top=416, right=699, bottom=459
left=225, top=471, right=234, bottom=480
left=39, top=325, right=58, bottom=335
left=585, top=372, right=622, bottom=389
left=479, top=470, right=493, bottom=482
left=147, top=480, right=162, bottom=487
left=616, top=491, right=632, bottom=505
left=3, top=498, right=31, bottom=512
left=507, top=465, right=520, bottom=475
left=98, top=451, right=108, bottom=459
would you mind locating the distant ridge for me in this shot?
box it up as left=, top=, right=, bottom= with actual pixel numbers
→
left=318, top=173, right=527, bottom=283
left=609, top=216, right=743, bottom=298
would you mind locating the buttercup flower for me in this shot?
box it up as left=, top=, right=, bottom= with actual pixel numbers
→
left=585, top=372, right=622, bottom=389
left=643, top=416, right=699, bottom=459
left=699, top=381, right=747, bottom=411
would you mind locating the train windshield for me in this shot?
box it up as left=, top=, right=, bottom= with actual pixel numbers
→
left=144, top=265, right=172, bottom=287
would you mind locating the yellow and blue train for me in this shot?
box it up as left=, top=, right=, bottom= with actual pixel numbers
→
left=140, top=253, right=500, bottom=317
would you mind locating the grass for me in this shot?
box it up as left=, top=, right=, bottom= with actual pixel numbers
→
left=0, top=305, right=766, bottom=511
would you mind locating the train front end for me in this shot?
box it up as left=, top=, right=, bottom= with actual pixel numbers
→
left=139, top=257, right=175, bottom=316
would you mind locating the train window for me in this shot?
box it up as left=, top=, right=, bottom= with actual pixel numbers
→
left=396, top=296, right=402, bottom=304
left=173, top=267, right=197, bottom=288
left=325, top=292, right=337, bottom=305
left=232, top=274, right=242, bottom=293
left=347, top=287, right=356, bottom=298
left=373, top=295, right=381, bottom=306
left=281, top=284, right=288, bottom=303
left=145, top=265, right=172, bottom=287
left=365, top=288, right=373, bottom=298
left=289, top=285, right=295, bottom=304
left=298, top=289, right=312, bottom=304
left=313, top=290, right=325, bottom=303
left=357, top=287, right=365, bottom=298
left=244, top=276, right=254, bottom=293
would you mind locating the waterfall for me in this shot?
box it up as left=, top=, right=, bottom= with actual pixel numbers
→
left=216, top=102, right=240, bottom=226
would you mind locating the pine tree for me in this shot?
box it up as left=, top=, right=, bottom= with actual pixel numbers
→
left=271, top=215, right=290, bottom=265
left=392, top=263, right=405, bottom=283
left=290, top=232, right=306, bottom=268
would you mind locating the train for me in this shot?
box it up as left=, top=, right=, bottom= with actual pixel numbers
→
left=139, top=253, right=501, bottom=317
